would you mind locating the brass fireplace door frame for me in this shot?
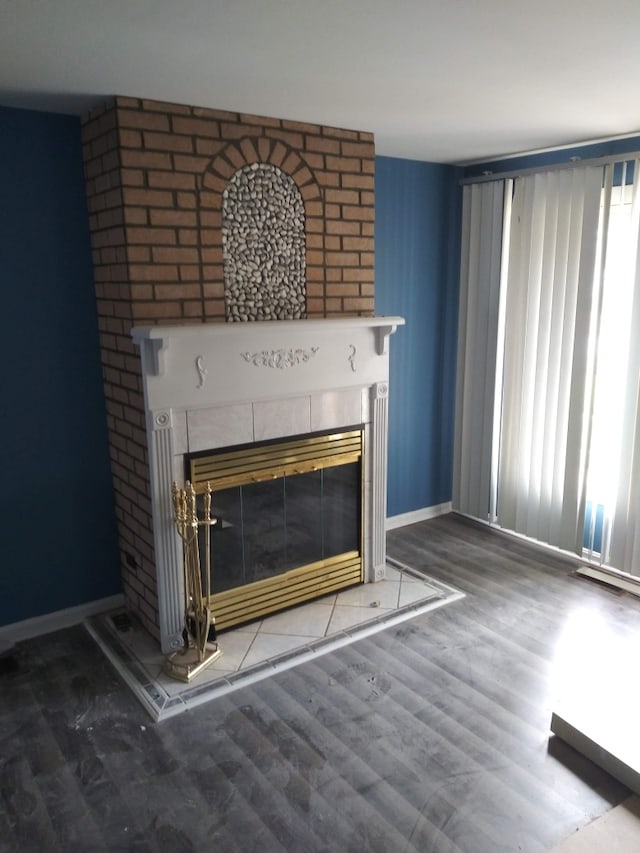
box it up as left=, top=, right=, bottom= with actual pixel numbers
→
left=188, top=429, right=364, bottom=630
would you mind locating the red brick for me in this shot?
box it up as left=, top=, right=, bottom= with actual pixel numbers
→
left=306, top=137, right=340, bottom=155
left=220, top=122, right=264, bottom=140
left=149, top=209, right=197, bottom=227
left=131, top=300, right=183, bottom=320
left=204, top=300, right=226, bottom=318
left=306, top=282, right=325, bottom=297
left=129, top=263, right=178, bottom=281
left=323, top=126, right=360, bottom=141
left=203, top=283, right=225, bottom=299
left=341, top=140, right=375, bottom=158
left=127, top=227, right=176, bottom=245
left=127, top=246, right=151, bottom=262
left=123, top=188, right=173, bottom=207
left=141, top=99, right=190, bottom=115
left=152, top=246, right=199, bottom=264
left=326, top=251, right=359, bottom=267
left=269, top=141, right=288, bottom=167
left=306, top=250, right=324, bottom=266
left=343, top=205, right=374, bottom=221
left=143, top=131, right=193, bottom=153
left=225, top=146, right=246, bottom=170
left=325, top=188, right=359, bottom=205
left=123, top=207, right=148, bottom=225
left=201, top=172, right=227, bottom=194
left=120, top=150, right=172, bottom=170
left=343, top=297, right=374, bottom=314
left=179, top=265, right=201, bottom=281
left=193, top=105, right=236, bottom=122
left=306, top=267, right=325, bottom=282
left=326, top=155, right=361, bottom=172
left=173, top=154, right=211, bottom=173
left=118, top=109, right=170, bottom=132
left=148, top=171, right=196, bottom=190
left=306, top=297, right=325, bottom=314
left=182, top=301, right=205, bottom=318
left=343, top=236, right=373, bottom=251
left=239, top=112, right=281, bottom=128
left=203, top=264, right=224, bottom=280
left=177, top=192, right=196, bottom=209
left=114, top=96, right=141, bottom=110
left=195, top=138, right=226, bottom=156
left=326, top=283, right=360, bottom=297
left=340, top=173, right=374, bottom=191
left=118, top=129, right=142, bottom=148
left=130, top=283, right=153, bottom=300
left=302, top=152, right=324, bottom=170
left=178, top=228, right=198, bottom=245
left=282, top=152, right=302, bottom=174
left=343, top=267, right=374, bottom=282
left=172, top=115, right=221, bottom=137
left=240, top=138, right=259, bottom=164
left=201, top=247, right=224, bottom=264
left=266, top=128, right=304, bottom=148
left=154, top=283, right=202, bottom=300
left=121, top=168, right=144, bottom=187
left=258, top=138, right=272, bottom=161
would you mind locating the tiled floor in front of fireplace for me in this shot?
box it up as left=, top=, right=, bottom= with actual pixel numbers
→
left=86, top=558, right=463, bottom=721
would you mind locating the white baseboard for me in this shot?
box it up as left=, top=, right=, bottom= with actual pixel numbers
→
left=386, top=502, right=452, bottom=531
left=0, top=593, right=125, bottom=651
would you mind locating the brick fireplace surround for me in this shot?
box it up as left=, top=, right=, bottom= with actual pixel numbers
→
left=81, top=96, right=377, bottom=644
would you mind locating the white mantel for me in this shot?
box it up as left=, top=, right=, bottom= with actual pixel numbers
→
left=133, top=316, right=404, bottom=652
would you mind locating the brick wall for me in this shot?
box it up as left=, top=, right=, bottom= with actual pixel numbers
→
left=81, top=95, right=375, bottom=638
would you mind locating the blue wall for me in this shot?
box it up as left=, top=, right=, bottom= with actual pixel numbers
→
left=375, top=156, right=462, bottom=517
left=0, top=106, right=121, bottom=627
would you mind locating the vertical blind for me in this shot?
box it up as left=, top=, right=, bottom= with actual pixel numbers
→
left=452, top=180, right=510, bottom=519
left=497, top=166, right=602, bottom=552
left=455, top=158, right=640, bottom=574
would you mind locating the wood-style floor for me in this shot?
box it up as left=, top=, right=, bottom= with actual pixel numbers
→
left=1, top=513, right=638, bottom=852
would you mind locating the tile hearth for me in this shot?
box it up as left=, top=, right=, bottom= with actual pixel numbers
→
left=86, top=559, right=463, bottom=721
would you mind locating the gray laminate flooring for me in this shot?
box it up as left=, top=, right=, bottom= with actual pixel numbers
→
left=1, top=513, right=637, bottom=852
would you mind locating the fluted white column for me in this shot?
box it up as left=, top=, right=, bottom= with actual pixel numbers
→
left=370, top=382, right=389, bottom=581
left=148, top=410, right=184, bottom=653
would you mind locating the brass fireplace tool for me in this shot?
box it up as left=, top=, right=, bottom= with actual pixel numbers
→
left=164, top=480, right=222, bottom=682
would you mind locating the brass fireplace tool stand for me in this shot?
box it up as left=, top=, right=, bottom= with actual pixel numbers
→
left=164, top=480, right=222, bottom=682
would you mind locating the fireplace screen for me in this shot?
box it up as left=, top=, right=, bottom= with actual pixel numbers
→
left=188, top=429, right=363, bottom=629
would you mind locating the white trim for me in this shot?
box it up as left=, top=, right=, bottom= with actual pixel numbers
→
left=453, top=509, right=587, bottom=564
left=576, top=565, right=640, bottom=598
left=0, top=594, right=125, bottom=648
left=459, top=130, right=640, bottom=167
left=386, top=502, right=452, bottom=531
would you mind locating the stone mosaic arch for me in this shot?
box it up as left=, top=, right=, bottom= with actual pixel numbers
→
left=199, top=137, right=324, bottom=321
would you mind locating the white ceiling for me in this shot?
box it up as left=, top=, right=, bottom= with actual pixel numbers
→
left=2, top=0, right=640, bottom=164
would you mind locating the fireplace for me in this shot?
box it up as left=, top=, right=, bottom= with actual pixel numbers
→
left=81, top=95, right=393, bottom=650
left=133, top=316, right=403, bottom=653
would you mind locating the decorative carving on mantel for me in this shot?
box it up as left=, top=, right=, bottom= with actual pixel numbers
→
left=241, top=347, right=319, bottom=369
left=153, top=411, right=172, bottom=431
left=195, top=355, right=208, bottom=389
left=348, top=344, right=357, bottom=373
